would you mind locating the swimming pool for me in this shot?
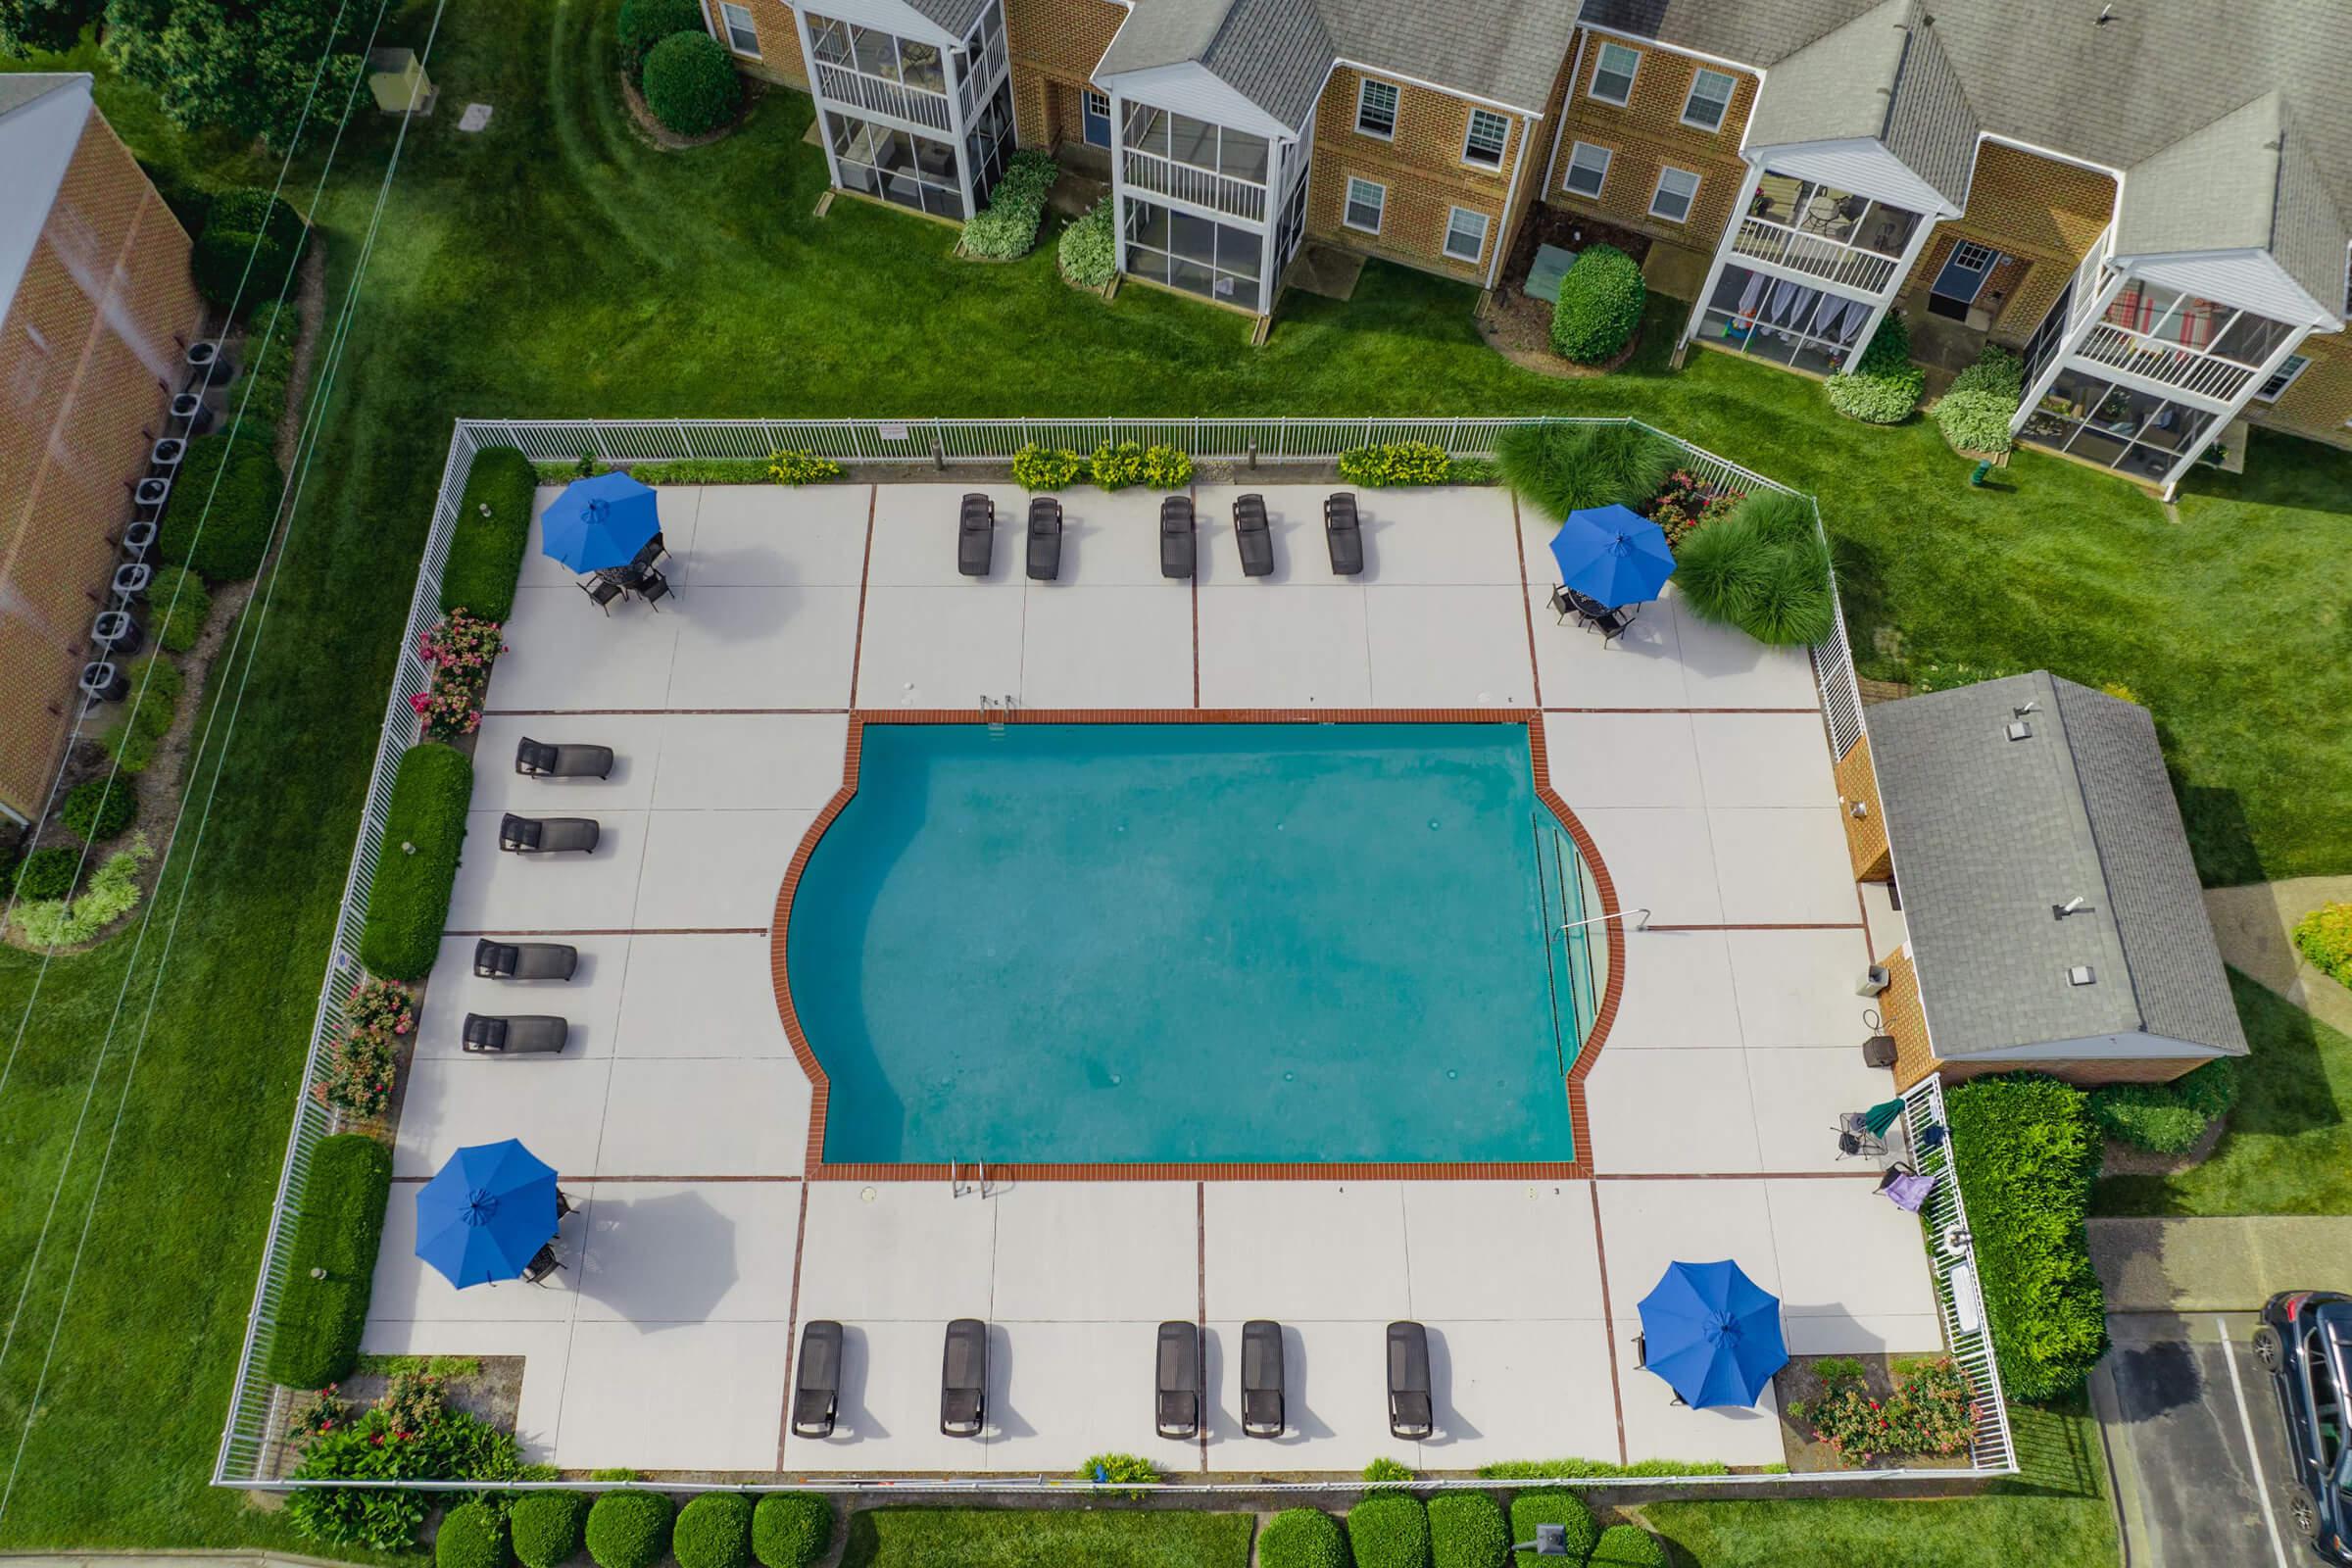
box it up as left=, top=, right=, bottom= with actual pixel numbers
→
left=782, top=722, right=1606, bottom=1165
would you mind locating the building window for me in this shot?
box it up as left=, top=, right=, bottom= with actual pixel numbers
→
left=718, top=1, right=760, bottom=54
left=1443, top=206, right=1490, bottom=263
left=2256, top=352, right=2312, bottom=401
left=1345, top=176, right=1385, bottom=234
left=1355, top=77, right=1398, bottom=139
left=1949, top=239, right=1996, bottom=271
left=1649, top=166, right=1699, bottom=222
left=1680, top=67, right=1736, bottom=130
left=1590, top=41, right=1640, bottom=105
left=1462, top=108, right=1509, bottom=169
left=1563, top=140, right=1611, bottom=198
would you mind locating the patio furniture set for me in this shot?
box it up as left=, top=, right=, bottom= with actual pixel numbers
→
left=545, top=471, right=678, bottom=615
left=461, top=737, right=611, bottom=1056
left=956, top=492, right=1366, bottom=581
left=1542, top=503, right=1677, bottom=645
left=414, top=1138, right=576, bottom=1290
left=1835, top=1097, right=1944, bottom=1214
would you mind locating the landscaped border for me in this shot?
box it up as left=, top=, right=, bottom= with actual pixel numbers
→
left=768, top=710, right=1622, bottom=1184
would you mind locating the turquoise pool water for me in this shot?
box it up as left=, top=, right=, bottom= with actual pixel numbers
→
left=785, top=723, right=1601, bottom=1165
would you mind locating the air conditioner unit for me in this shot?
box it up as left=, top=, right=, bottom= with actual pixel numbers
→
left=1856, top=964, right=1890, bottom=998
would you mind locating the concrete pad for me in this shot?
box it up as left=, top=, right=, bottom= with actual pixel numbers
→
left=1196, top=584, right=1370, bottom=709
left=1582, top=1049, right=1761, bottom=1174
left=518, top=485, right=585, bottom=589
left=1669, top=600, right=1820, bottom=709
left=1402, top=1182, right=1603, bottom=1320
left=358, top=1319, right=573, bottom=1463
left=415, top=933, right=629, bottom=1059
left=1573, top=808, right=1722, bottom=927
left=1542, top=712, right=1702, bottom=808
left=1606, top=929, right=1740, bottom=1049
left=558, top=1319, right=792, bottom=1471
left=680, top=483, right=870, bottom=586
left=648, top=713, right=850, bottom=809
left=612, top=933, right=791, bottom=1057
left=1018, top=584, right=1193, bottom=708
left=798, top=1183, right=998, bottom=1322
left=1527, top=586, right=1689, bottom=709
left=662, top=585, right=860, bottom=710
left=1203, top=1183, right=1407, bottom=1322
left=1040, top=489, right=1171, bottom=586
left=469, top=715, right=663, bottom=810
left=1617, top=1341, right=1788, bottom=1466
left=1415, top=1318, right=1620, bottom=1461
left=1766, top=1179, right=1943, bottom=1352
left=367, top=1188, right=583, bottom=1322
left=857, top=584, right=1025, bottom=709
left=1723, top=929, right=1877, bottom=1048
left=1690, top=712, right=1837, bottom=808
left=484, top=586, right=679, bottom=711
left=445, top=808, right=651, bottom=932
left=1708, top=808, right=1860, bottom=925
left=1363, top=585, right=1534, bottom=708
left=1351, top=488, right=1522, bottom=586
left=866, top=483, right=1029, bottom=587
left=1597, top=1178, right=1784, bottom=1309
left=1194, top=485, right=1328, bottom=587
left=1860, top=881, right=1908, bottom=966
left=1744, top=1048, right=1902, bottom=1171
left=981, top=1320, right=1175, bottom=1468
left=571, top=1181, right=802, bottom=1322
left=989, top=1184, right=1198, bottom=1322
left=1202, top=1318, right=1417, bottom=1467
left=784, top=1318, right=986, bottom=1468
left=393, top=1050, right=613, bottom=1179
left=630, top=808, right=808, bottom=929
left=594, top=1057, right=809, bottom=1176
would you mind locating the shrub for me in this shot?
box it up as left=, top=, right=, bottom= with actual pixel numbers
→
left=212, top=185, right=310, bottom=261
left=586, top=1493, right=674, bottom=1568
left=511, top=1492, right=592, bottom=1568
left=144, top=564, right=213, bottom=654
left=1057, top=198, right=1116, bottom=286
left=1348, top=1493, right=1431, bottom=1568
left=751, top=1494, right=833, bottom=1568
left=60, top=776, right=137, bottom=843
left=318, top=976, right=415, bottom=1121
left=1011, top=443, right=1085, bottom=491
left=1946, top=1074, right=2109, bottom=1398
left=672, top=1494, right=754, bottom=1568
left=1741, top=537, right=1835, bottom=646
left=1789, top=1355, right=1977, bottom=1466
left=1339, top=440, right=1453, bottom=487
left=413, top=610, right=508, bottom=739
left=357, top=744, right=475, bottom=981
left=101, top=656, right=184, bottom=773
left=1728, top=488, right=1818, bottom=550
left=960, top=149, right=1057, bottom=260
left=1427, top=1492, right=1508, bottom=1568
left=1089, top=441, right=1147, bottom=490
left=236, top=298, right=301, bottom=426
left=437, top=1502, right=511, bottom=1568
left=14, top=846, right=78, bottom=902
left=287, top=1401, right=531, bottom=1550
left=1478, top=1458, right=1728, bottom=1479
left=265, top=1133, right=393, bottom=1387
left=1854, top=309, right=1912, bottom=374
left=616, top=0, right=706, bottom=79
left=2295, top=903, right=2352, bottom=988
left=1588, top=1525, right=1666, bottom=1568
left=1548, top=244, right=1644, bottom=365
left=1495, top=421, right=1677, bottom=519
left=13, top=837, right=150, bottom=947
left=161, top=431, right=284, bottom=581
left=443, top=445, right=536, bottom=621
left=1826, top=316, right=1924, bottom=425
left=1077, top=1452, right=1160, bottom=1495
left=1508, top=1490, right=1596, bottom=1567
left=1258, top=1508, right=1348, bottom=1568
left=1645, top=466, right=1744, bottom=550
left=2175, top=1056, right=2241, bottom=1121
left=1934, top=389, right=2020, bottom=455
left=1449, top=457, right=1501, bottom=485
left=632, top=458, right=769, bottom=484
left=1139, top=443, right=1193, bottom=489
left=2090, top=1057, right=2240, bottom=1153
left=192, top=187, right=307, bottom=311
left=766, top=449, right=844, bottom=485
left=1949, top=345, right=2024, bottom=399
left=642, top=31, right=740, bottom=136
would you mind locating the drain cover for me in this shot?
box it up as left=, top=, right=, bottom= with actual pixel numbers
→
left=458, top=102, right=493, bottom=132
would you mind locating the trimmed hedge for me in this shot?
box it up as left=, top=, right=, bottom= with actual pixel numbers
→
left=145, top=564, right=214, bottom=654
left=1825, top=314, right=1924, bottom=424
left=1057, top=198, right=1115, bottom=286
left=1509, top=1490, right=1596, bottom=1568
left=1348, top=1493, right=1432, bottom=1568
left=673, top=1494, right=754, bottom=1568
left=1548, top=244, right=1644, bottom=365
left=14, top=846, right=79, bottom=902
left=357, top=745, right=475, bottom=981
left=586, top=1493, right=674, bottom=1568
left=1946, top=1074, right=2109, bottom=1398
left=1258, top=1507, right=1348, bottom=1568
left=751, top=1494, right=833, bottom=1568
left=238, top=297, right=301, bottom=430
left=61, top=776, right=138, bottom=844
left=1588, top=1524, right=1665, bottom=1567
left=617, top=0, right=706, bottom=79
left=961, top=149, right=1058, bottom=261
left=1428, top=1492, right=1509, bottom=1568
left=442, top=445, right=537, bottom=621
left=1495, top=421, right=1676, bottom=520
left=192, top=187, right=306, bottom=311
left=264, top=1133, right=393, bottom=1388
left=436, top=1502, right=511, bottom=1568
left=160, top=431, right=284, bottom=581
left=101, top=656, right=184, bottom=773
left=642, top=31, right=741, bottom=136
left=2090, top=1057, right=2240, bottom=1153
left=512, top=1491, right=592, bottom=1568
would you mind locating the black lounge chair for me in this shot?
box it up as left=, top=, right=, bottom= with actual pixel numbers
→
left=1241, top=1319, right=1285, bottom=1439
left=514, top=737, right=614, bottom=779
left=1388, top=1320, right=1434, bottom=1440
left=500, top=813, right=600, bottom=854
left=1160, top=495, right=1196, bottom=579
left=579, top=576, right=622, bottom=614
left=794, top=1320, right=844, bottom=1439
left=1155, top=1320, right=1203, bottom=1440
left=1324, top=492, right=1364, bottom=576
left=941, top=1318, right=988, bottom=1437
left=472, top=939, right=579, bottom=981
left=957, top=493, right=995, bottom=577
left=1233, top=493, right=1274, bottom=577
left=462, top=1013, right=569, bottom=1054
left=1027, top=497, right=1063, bottom=581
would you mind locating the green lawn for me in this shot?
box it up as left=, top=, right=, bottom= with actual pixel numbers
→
left=0, top=0, right=2337, bottom=1551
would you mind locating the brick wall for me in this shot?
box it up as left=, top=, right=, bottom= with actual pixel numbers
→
left=1899, top=143, right=2116, bottom=341
left=714, top=0, right=808, bottom=87
left=0, top=103, right=202, bottom=821
left=1004, top=0, right=1120, bottom=146
left=1880, top=947, right=1938, bottom=1091
left=2252, top=328, right=2352, bottom=452
left=1545, top=28, right=1756, bottom=251
left=1834, top=734, right=1890, bottom=881
left=1305, top=66, right=1533, bottom=283
left=1938, top=1054, right=2207, bottom=1088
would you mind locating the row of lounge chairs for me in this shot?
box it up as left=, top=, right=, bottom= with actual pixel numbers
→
left=468, top=737, right=611, bottom=1054
left=786, top=1317, right=1435, bottom=1442
left=957, top=493, right=1366, bottom=581
left=503, top=736, right=615, bottom=854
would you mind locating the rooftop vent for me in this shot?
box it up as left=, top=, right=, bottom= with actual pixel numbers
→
left=2068, top=964, right=2097, bottom=986
left=2054, top=896, right=2094, bottom=920
left=2093, top=2, right=2117, bottom=23
left=2007, top=699, right=2039, bottom=742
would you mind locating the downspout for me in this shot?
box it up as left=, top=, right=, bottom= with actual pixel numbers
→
left=1540, top=28, right=1590, bottom=201
left=1486, top=111, right=1533, bottom=292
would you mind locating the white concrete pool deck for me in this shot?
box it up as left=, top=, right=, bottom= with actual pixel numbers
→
left=367, top=480, right=1940, bottom=1477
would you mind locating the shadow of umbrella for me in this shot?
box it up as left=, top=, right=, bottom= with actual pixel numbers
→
left=569, top=1188, right=742, bottom=1330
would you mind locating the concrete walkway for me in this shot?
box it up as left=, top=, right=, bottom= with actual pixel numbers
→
left=2205, top=876, right=2352, bottom=1036
left=2090, top=1216, right=2352, bottom=1313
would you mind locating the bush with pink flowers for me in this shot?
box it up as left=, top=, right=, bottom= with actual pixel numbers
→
left=1790, top=1356, right=1978, bottom=1466
left=318, top=977, right=415, bottom=1120
left=409, top=610, right=507, bottom=739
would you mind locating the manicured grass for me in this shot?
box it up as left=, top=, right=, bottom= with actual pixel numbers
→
left=836, top=1508, right=1252, bottom=1568
left=265, top=1134, right=393, bottom=1390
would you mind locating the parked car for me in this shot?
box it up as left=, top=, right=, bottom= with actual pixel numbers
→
left=2255, top=1291, right=2352, bottom=1563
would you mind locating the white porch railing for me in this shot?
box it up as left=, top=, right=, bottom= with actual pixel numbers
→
left=812, top=61, right=951, bottom=132
left=1898, top=1073, right=2019, bottom=1473
left=1121, top=147, right=1266, bottom=222
left=1730, top=217, right=1900, bottom=295
left=2073, top=321, right=2254, bottom=404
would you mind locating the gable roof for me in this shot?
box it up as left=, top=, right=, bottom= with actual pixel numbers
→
left=0, top=74, right=93, bottom=327
left=1098, top=0, right=1334, bottom=130
left=1866, top=671, right=2246, bottom=1061
left=1739, top=0, right=1976, bottom=209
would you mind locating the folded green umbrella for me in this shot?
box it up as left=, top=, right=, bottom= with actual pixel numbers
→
left=1863, top=1097, right=1906, bottom=1139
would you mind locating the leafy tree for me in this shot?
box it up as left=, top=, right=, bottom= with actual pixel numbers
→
left=0, top=0, right=99, bottom=55
left=102, top=0, right=363, bottom=147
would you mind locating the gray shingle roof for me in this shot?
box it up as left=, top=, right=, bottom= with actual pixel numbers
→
left=1318, top=0, right=1584, bottom=117
left=1740, top=0, right=1977, bottom=208
left=0, top=73, right=80, bottom=121
left=1098, top=0, right=1334, bottom=130
left=2113, top=91, right=2283, bottom=260
left=1868, top=672, right=2245, bottom=1060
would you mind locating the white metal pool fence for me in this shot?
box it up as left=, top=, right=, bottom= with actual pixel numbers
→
left=213, top=415, right=1980, bottom=1492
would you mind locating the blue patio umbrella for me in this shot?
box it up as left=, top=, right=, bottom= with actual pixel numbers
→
left=1546, top=504, right=1676, bottom=611
left=1637, top=1258, right=1788, bottom=1408
left=415, top=1139, right=559, bottom=1289
left=540, top=470, right=661, bottom=573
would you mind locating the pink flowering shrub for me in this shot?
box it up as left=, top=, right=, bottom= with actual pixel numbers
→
left=317, top=976, right=414, bottom=1120
left=409, top=610, right=507, bottom=738
left=1645, top=468, right=1744, bottom=551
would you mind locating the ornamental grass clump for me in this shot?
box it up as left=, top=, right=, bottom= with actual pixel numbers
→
left=1671, top=489, right=1836, bottom=647
left=1495, top=421, right=1677, bottom=519
left=412, top=609, right=507, bottom=739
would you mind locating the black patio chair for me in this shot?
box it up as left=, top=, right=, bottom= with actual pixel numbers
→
left=462, top=1013, right=569, bottom=1054
left=514, top=737, right=614, bottom=778
left=957, top=493, right=995, bottom=577
left=520, top=1242, right=563, bottom=1286
left=794, top=1319, right=845, bottom=1439
left=1233, top=493, right=1273, bottom=577
left=1387, top=1320, right=1433, bottom=1440
left=1160, top=495, right=1196, bottom=580
left=1324, top=492, right=1363, bottom=576
left=1633, top=1331, right=1687, bottom=1406
left=500, top=813, right=600, bottom=854
left=1560, top=585, right=1637, bottom=643
left=1241, top=1319, right=1286, bottom=1439
left=557, top=1189, right=580, bottom=1218
left=579, top=575, right=623, bottom=615
left=1155, top=1320, right=1203, bottom=1440
left=1027, top=496, right=1063, bottom=581
left=941, top=1318, right=988, bottom=1437
left=637, top=567, right=673, bottom=611
left=630, top=530, right=667, bottom=570
left=473, top=939, right=579, bottom=981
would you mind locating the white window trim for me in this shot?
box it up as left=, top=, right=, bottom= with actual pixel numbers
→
left=1563, top=140, right=1611, bottom=199
left=1344, top=176, right=1386, bottom=235
left=1354, top=77, right=1398, bottom=141
left=1950, top=240, right=1996, bottom=270
left=1679, top=68, right=1735, bottom=131
left=1443, top=205, right=1490, bottom=263
left=1589, top=41, right=1640, bottom=107
left=718, top=0, right=760, bottom=57
left=1461, top=108, right=1509, bottom=170
left=2255, top=352, right=2313, bottom=402
left=1648, top=166, right=1698, bottom=222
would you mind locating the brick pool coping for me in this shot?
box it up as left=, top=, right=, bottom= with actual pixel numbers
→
left=767, top=708, right=1622, bottom=1183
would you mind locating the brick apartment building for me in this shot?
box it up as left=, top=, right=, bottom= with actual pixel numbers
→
left=0, top=74, right=205, bottom=826
left=702, top=0, right=2349, bottom=493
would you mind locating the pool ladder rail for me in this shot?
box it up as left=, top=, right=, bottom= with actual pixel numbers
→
left=950, top=1158, right=991, bottom=1198
left=979, top=694, right=1015, bottom=735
